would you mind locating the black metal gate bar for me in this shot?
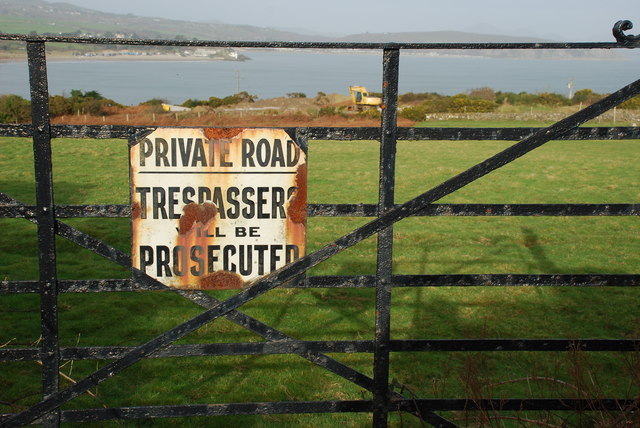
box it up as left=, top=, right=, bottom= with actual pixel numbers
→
left=3, top=31, right=639, bottom=49
left=3, top=199, right=640, bottom=220
left=26, top=41, right=60, bottom=428
left=3, top=201, right=640, bottom=222
left=4, top=337, right=640, bottom=363
left=3, top=123, right=640, bottom=141
left=6, top=339, right=640, bottom=364
left=3, top=201, right=640, bottom=220
left=4, top=338, right=640, bottom=364
left=309, top=203, right=640, bottom=217
left=5, top=397, right=637, bottom=424
left=2, top=396, right=633, bottom=423
left=373, top=48, right=401, bottom=427
left=4, top=272, right=640, bottom=295
left=6, top=67, right=639, bottom=427
left=57, top=400, right=375, bottom=423
left=394, top=397, right=640, bottom=412
left=5, top=203, right=640, bottom=220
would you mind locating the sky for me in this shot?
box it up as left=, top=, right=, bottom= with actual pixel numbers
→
left=47, top=0, right=640, bottom=41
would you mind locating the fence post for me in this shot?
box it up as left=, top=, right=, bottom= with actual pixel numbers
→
left=27, top=40, right=60, bottom=428
left=373, top=47, right=400, bottom=427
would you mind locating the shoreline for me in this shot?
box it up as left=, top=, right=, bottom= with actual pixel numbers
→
left=0, top=48, right=631, bottom=63
left=0, top=52, right=248, bottom=63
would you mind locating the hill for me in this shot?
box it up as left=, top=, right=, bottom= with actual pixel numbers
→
left=0, top=0, right=622, bottom=60
left=0, top=0, right=322, bottom=41
left=335, top=31, right=621, bottom=60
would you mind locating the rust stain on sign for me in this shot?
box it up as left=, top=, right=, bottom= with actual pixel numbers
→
left=130, top=127, right=306, bottom=289
left=131, top=201, right=141, bottom=220
left=204, top=127, right=243, bottom=140
left=178, top=202, right=218, bottom=235
left=200, top=270, right=244, bottom=290
left=287, top=163, right=307, bottom=224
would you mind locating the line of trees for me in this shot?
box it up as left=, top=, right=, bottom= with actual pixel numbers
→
left=49, top=89, right=122, bottom=116
left=0, top=89, right=123, bottom=123
left=0, top=88, right=638, bottom=123
left=0, top=95, right=31, bottom=123
left=398, top=87, right=640, bottom=121
left=0, top=90, right=259, bottom=123
left=181, top=91, right=257, bottom=109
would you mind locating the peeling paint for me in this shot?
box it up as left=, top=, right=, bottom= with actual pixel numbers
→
left=131, top=201, right=141, bottom=220
left=199, top=270, right=244, bottom=290
left=204, top=127, right=244, bottom=140
left=287, top=163, right=307, bottom=224
left=178, top=202, right=217, bottom=235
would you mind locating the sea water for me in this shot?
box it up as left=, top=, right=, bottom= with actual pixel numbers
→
left=1, top=50, right=639, bottom=105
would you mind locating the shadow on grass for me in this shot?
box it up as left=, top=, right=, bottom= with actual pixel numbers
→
left=397, top=225, right=637, bottom=339
left=521, top=227, right=562, bottom=273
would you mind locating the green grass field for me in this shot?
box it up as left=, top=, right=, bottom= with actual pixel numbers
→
left=1, top=123, right=639, bottom=426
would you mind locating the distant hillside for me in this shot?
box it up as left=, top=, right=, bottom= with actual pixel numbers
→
left=0, top=0, right=623, bottom=60
left=0, top=0, right=326, bottom=41
left=336, top=31, right=622, bottom=60
left=339, top=31, right=550, bottom=43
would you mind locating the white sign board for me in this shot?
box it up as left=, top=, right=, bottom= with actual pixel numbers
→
left=130, top=128, right=306, bottom=289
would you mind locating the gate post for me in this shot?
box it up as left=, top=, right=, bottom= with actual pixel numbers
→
left=27, top=40, right=60, bottom=428
left=373, top=47, right=400, bottom=427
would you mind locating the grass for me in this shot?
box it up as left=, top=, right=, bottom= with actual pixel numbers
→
left=1, top=124, right=639, bottom=426
left=0, top=17, right=78, bottom=36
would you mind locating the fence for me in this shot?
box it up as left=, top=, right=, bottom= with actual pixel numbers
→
left=1, top=21, right=640, bottom=427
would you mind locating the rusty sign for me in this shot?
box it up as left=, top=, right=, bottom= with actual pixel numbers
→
left=130, top=128, right=307, bottom=289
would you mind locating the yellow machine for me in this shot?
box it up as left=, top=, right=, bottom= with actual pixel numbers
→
left=348, top=86, right=382, bottom=110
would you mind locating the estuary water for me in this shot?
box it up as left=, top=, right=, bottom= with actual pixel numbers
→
left=1, top=50, right=639, bottom=105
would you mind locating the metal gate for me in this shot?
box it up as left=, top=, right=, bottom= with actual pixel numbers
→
left=1, top=21, right=640, bottom=427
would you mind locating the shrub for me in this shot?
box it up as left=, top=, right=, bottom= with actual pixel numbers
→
left=467, top=87, right=496, bottom=101
left=182, top=98, right=207, bottom=108
left=496, top=91, right=540, bottom=106
left=287, top=92, right=307, bottom=98
left=619, top=95, right=640, bottom=110
left=233, top=91, right=257, bottom=103
left=424, top=94, right=498, bottom=113
left=317, top=106, right=347, bottom=118
left=571, top=89, right=604, bottom=105
left=356, top=108, right=381, bottom=120
left=0, top=95, right=31, bottom=123
left=398, top=92, right=442, bottom=103
left=318, top=106, right=337, bottom=116
left=399, top=105, right=427, bottom=121
left=50, top=89, right=123, bottom=116
left=535, top=92, right=569, bottom=106
left=208, top=96, right=234, bottom=108
left=83, top=99, right=106, bottom=115
left=70, top=89, right=103, bottom=100
left=140, top=98, right=168, bottom=113
left=184, top=92, right=258, bottom=109
left=140, top=98, right=168, bottom=106
left=49, top=95, right=73, bottom=116
left=399, top=94, right=497, bottom=119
